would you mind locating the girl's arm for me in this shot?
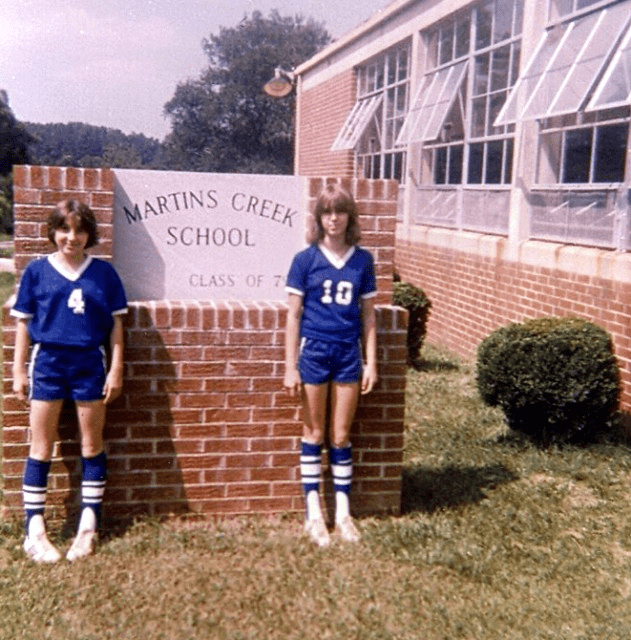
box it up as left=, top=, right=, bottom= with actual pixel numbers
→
left=361, top=296, right=378, bottom=395
left=13, top=318, right=31, bottom=401
left=284, top=293, right=303, bottom=397
left=103, top=315, right=124, bottom=404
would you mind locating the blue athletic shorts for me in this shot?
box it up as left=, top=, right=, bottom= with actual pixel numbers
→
left=29, top=344, right=107, bottom=402
left=299, top=337, right=362, bottom=385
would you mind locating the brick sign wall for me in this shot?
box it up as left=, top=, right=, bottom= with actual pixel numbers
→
left=2, top=166, right=407, bottom=524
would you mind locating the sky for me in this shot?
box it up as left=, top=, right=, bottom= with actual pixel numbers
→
left=1, top=0, right=393, bottom=141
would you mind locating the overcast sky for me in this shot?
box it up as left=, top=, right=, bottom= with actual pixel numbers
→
left=1, top=0, right=392, bottom=140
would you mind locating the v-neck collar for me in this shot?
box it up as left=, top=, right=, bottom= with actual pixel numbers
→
left=318, top=243, right=355, bottom=270
left=48, top=253, right=93, bottom=282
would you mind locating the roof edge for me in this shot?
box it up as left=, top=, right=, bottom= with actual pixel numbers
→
left=295, top=0, right=417, bottom=75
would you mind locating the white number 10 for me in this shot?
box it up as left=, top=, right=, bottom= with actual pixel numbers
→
left=321, top=279, right=353, bottom=306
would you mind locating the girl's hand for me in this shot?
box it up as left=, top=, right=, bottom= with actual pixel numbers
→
left=283, top=368, right=302, bottom=397
left=103, top=369, right=123, bottom=404
left=361, top=364, right=378, bottom=395
left=13, top=371, right=29, bottom=402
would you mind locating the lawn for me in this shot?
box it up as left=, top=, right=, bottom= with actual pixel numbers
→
left=1, top=285, right=631, bottom=637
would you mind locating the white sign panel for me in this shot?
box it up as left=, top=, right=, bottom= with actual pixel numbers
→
left=112, top=169, right=306, bottom=301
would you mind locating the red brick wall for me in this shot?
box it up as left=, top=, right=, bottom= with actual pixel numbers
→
left=396, top=237, right=631, bottom=411
left=2, top=166, right=407, bottom=524
left=297, top=69, right=357, bottom=176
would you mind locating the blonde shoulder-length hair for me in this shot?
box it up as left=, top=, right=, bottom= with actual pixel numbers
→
left=308, top=183, right=361, bottom=246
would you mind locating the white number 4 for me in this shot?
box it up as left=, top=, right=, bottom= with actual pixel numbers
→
left=67, top=288, right=85, bottom=314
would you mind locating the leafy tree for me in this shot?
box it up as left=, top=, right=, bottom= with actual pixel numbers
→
left=26, top=122, right=163, bottom=169
left=163, top=10, right=331, bottom=174
left=0, top=91, right=36, bottom=232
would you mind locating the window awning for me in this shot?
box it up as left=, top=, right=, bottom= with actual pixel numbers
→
left=396, top=60, right=468, bottom=145
left=495, top=1, right=631, bottom=125
left=330, top=94, right=383, bottom=151
left=587, top=21, right=631, bottom=110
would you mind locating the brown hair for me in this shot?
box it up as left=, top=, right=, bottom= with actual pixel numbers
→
left=309, top=183, right=361, bottom=246
left=47, top=200, right=99, bottom=249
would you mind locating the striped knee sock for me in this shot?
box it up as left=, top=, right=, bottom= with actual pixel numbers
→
left=79, top=451, right=107, bottom=530
left=300, top=440, right=323, bottom=521
left=330, top=445, right=353, bottom=522
left=23, top=457, right=51, bottom=537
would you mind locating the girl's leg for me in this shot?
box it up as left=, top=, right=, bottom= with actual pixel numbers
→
left=329, top=382, right=361, bottom=542
left=23, top=400, right=63, bottom=563
left=300, top=383, right=330, bottom=546
left=67, top=400, right=107, bottom=561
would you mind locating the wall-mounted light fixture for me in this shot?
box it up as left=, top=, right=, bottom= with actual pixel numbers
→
left=263, top=67, right=295, bottom=98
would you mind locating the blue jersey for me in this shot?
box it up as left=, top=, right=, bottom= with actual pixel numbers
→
left=285, top=244, right=376, bottom=344
left=11, top=255, right=128, bottom=348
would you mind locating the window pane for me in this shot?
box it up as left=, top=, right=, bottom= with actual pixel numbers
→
left=505, top=138, right=514, bottom=183
left=387, top=51, right=397, bottom=85
left=468, top=143, right=484, bottom=183
left=384, top=153, right=393, bottom=179
left=435, top=147, right=448, bottom=183
left=426, top=30, right=439, bottom=69
left=588, top=28, right=631, bottom=110
left=456, top=14, right=471, bottom=58
left=471, top=96, right=487, bottom=137
left=476, top=2, right=493, bottom=50
left=486, top=140, right=504, bottom=183
left=440, top=22, right=455, bottom=64
left=398, top=48, right=409, bottom=82
left=449, top=145, right=464, bottom=183
left=491, top=45, right=511, bottom=91
left=394, top=152, right=404, bottom=181
left=494, top=0, right=514, bottom=43
left=594, top=123, right=628, bottom=182
left=474, top=53, right=490, bottom=95
left=563, top=128, right=592, bottom=183
left=490, top=91, right=508, bottom=135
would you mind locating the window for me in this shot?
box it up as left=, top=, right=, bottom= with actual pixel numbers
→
left=499, top=0, right=631, bottom=186
left=538, top=110, right=629, bottom=183
left=404, top=0, right=522, bottom=188
left=497, top=1, right=631, bottom=124
left=331, top=44, right=410, bottom=181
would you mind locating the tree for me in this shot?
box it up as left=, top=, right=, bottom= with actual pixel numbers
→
left=163, top=10, right=331, bottom=174
left=0, top=91, right=36, bottom=232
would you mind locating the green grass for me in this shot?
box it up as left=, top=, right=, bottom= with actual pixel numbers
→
left=2, top=340, right=631, bottom=638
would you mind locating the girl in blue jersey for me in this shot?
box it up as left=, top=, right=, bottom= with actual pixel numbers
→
left=284, top=183, right=377, bottom=547
left=11, top=199, right=127, bottom=563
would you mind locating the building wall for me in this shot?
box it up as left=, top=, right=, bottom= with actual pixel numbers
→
left=294, top=0, right=631, bottom=414
left=395, top=227, right=631, bottom=411
left=296, top=70, right=356, bottom=176
left=2, top=166, right=407, bottom=524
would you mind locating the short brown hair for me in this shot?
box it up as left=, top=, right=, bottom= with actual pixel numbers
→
left=47, top=200, right=99, bottom=249
left=309, top=184, right=361, bottom=246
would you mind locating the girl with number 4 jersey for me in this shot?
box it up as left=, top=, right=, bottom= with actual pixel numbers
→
left=11, top=200, right=127, bottom=563
left=284, top=184, right=377, bottom=547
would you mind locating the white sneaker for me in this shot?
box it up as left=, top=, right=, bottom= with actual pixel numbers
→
left=66, top=530, right=97, bottom=561
left=336, top=516, right=361, bottom=543
left=24, top=532, right=62, bottom=564
left=304, top=519, right=330, bottom=547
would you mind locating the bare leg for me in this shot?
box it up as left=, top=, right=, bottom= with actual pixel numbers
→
left=29, top=399, right=63, bottom=460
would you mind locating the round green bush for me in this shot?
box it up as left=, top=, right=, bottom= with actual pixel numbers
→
left=476, top=316, right=620, bottom=446
left=392, top=280, right=431, bottom=366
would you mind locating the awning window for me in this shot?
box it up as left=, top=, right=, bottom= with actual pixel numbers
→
left=396, top=60, right=468, bottom=145
left=495, top=1, right=631, bottom=125
left=587, top=22, right=631, bottom=110
left=330, top=94, right=383, bottom=151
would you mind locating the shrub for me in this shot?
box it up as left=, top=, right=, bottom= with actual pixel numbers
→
left=392, top=280, right=432, bottom=366
left=476, top=316, right=620, bottom=446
